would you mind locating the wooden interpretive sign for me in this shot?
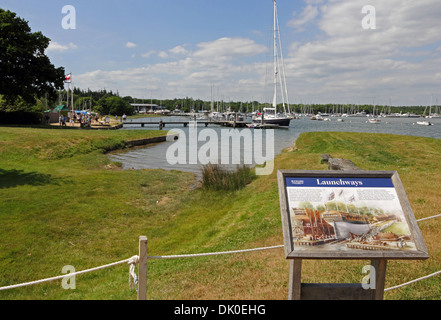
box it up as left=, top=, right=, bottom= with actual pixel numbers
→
left=277, top=170, right=429, bottom=300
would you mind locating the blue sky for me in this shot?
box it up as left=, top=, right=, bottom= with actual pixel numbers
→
left=2, top=0, right=441, bottom=106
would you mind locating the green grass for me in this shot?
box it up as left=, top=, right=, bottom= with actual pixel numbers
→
left=0, top=126, right=195, bottom=299
left=1, top=129, right=440, bottom=300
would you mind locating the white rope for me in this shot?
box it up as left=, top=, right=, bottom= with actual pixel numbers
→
left=147, top=245, right=285, bottom=260
left=0, top=256, right=136, bottom=292
left=417, top=214, right=441, bottom=222
left=385, top=270, right=441, bottom=292
left=128, top=255, right=139, bottom=291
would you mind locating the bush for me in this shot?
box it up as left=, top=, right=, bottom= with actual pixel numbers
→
left=201, top=164, right=256, bottom=191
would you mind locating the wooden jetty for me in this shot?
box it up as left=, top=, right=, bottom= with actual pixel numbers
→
left=246, top=123, right=288, bottom=129
left=123, top=119, right=251, bottom=129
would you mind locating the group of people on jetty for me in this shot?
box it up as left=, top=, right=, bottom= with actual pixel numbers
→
left=58, top=113, right=127, bottom=128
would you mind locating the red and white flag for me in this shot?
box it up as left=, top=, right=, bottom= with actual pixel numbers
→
left=65, top=74, right=72, bottom=83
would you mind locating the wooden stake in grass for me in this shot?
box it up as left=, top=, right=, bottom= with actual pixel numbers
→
left=138, top=236, right=148, bottom=301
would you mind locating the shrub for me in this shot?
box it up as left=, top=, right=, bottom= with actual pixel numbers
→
left=201, top=164, right=256, bottom=191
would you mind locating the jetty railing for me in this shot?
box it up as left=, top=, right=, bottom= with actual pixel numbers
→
left=122, top=119, right=251, bottom=128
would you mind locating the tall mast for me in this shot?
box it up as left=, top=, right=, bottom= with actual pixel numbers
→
left=272, top=0, right=290, bottom=114
left=273, top=0, right=278, bottom=110
left=210, top=83, right=214, bottom=112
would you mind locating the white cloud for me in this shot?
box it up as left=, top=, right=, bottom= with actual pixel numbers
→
left=287, top=4, right=319, bottom=31
left=74, top=68, right=162, bottom=94
left=283, top=0, right=441, bottom=104
left=141, top=50, right=156, bottom=58
left=125, top=42, right=137, bottom=48
left=193, top=37, right=268, bottom=60
left=158, top=51, right=169, bottom=59
left=74, top=36, right=270, bottom=101
left=169, top=45, right=189, bottom=55
left=47, top=41, right=77, bottom=52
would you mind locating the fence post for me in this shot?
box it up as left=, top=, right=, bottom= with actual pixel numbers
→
left=138, top=236, right=148, bottom=300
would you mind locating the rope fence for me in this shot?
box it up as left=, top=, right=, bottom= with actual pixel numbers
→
left=417, top=213, right=441, bottom=222
left=385, top=270, right=441, bottom=292
left=147, top=244, right=285, bottom=260
left=0, top=213, right=440, bottom=299
left=0, top=256, right=138, bottom=292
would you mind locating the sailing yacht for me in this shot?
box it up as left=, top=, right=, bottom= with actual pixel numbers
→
left=368, top=102, right=381, bottom=123
left=253, top=0, right=291, bottom=127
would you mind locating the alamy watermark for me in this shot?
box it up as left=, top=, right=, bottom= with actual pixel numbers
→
left=166, top=126, right=275, bottom=176
left=61, top=265, right=76, bottom=290
left=361, top=264, right=376, bottom=290
left=62, top=5, right=76, bottom=30
left=362, top=5, right=376, bottom=30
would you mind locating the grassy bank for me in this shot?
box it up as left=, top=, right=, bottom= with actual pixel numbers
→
left=0, top=126, right=195, bottom=299
left=0, top=129, right=440, bottom=300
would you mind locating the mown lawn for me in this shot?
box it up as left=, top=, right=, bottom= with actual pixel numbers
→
left=0, top=128, right=440, bottom=300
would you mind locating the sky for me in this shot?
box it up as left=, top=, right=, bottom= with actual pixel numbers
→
left=2, top=0, right=441, bottom=106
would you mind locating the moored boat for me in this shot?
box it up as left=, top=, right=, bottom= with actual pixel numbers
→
left=416, top=120, right=433, bottom=126
left=368, top=118, right=381, bottom=124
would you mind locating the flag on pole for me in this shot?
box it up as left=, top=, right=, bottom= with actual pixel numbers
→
left=65, top=73, right=72, bottom=83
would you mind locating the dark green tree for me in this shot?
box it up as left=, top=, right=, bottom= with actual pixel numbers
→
left=95, top=96, right=134, bottom=116
left=0, top=9, right=65, bottom=105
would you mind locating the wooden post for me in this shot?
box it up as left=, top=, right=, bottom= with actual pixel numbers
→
left=371, top=259, right=387, bottom=300
left=288, top=259, right=302, bottom=300
left=138, top=236, right=148, bottom=300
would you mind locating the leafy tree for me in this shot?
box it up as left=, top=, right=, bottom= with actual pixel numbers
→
left=95, top=96, right=134, bottom=116
left=0, top=9, right=65, bottom=105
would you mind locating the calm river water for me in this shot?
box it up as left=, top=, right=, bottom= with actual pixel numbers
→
left=109, top=115, right=441, bottom=177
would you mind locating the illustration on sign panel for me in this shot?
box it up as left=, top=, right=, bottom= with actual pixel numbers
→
left=285, top=177, right=418, bottom=252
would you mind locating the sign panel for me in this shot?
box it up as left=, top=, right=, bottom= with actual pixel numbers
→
left=278, top=170, right=429, bottom=260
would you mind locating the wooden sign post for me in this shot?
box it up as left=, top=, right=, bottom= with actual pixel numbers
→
left=278, top=170, right=429, bottom=300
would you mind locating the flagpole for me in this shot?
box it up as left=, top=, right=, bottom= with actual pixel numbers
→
left=64, top=73, right=73, bottom=126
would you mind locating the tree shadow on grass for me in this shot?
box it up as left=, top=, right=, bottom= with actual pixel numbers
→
left=0, top=168, right=66, bottom=189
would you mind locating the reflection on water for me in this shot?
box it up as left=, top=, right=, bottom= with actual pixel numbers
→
left=109, top=116, right=441, bottom=177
